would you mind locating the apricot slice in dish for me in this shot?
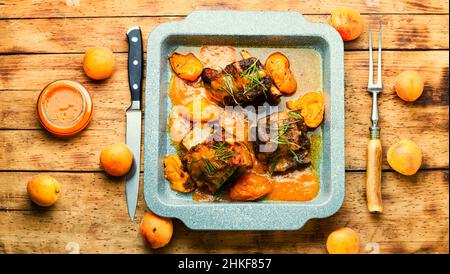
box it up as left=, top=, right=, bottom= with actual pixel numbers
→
left=169, top=53, right=204, bottom=82
left=229, top=173, right=272, bottom=201
left=164, top=154, right=194, bottom=193
left=265, top=52, right=297, bottom=94
left=286, top=92, right=325, bottom=128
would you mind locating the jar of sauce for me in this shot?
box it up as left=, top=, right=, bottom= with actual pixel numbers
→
left=37, top=80, right=93, bottom=137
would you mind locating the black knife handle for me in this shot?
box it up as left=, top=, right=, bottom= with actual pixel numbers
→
left=126, top=27, right=143, bottom=109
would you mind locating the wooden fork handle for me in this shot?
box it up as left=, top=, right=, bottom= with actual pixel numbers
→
left=366, top=138, right=383, bottom=213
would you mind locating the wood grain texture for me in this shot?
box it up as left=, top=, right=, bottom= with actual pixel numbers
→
left=1, top=51, right=447, bottom=170
left=1, top=0, right=448, bottom=19
left=0, top=170, right=447, bottom=254
left=0, top=15, right=448, bottom=53
left=1, top=0, right=448, bottom=254
left=366, top=139, right=383, bottom=213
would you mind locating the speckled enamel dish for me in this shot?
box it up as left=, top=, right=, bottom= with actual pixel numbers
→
left=144, top=11, right=345, bottom=230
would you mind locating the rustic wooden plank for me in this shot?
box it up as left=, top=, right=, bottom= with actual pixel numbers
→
left=0, top=0, right=448, bottom=19
left=0, top=129, right=124, bottom=171
left=0, top=170, right=447, bottom=253
left=0, top=51, right=447, bottom=170
left=0, top=15, right=448, bottom=53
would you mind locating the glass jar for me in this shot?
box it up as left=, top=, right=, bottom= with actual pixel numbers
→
left=37, top=80, right=93, bottom=137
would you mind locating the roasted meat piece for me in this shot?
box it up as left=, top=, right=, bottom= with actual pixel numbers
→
left=255, top=111, right=310, bottom=173
left=183, top=141, right=253, bottom=193
left=202, top=57, right=281, bottom=106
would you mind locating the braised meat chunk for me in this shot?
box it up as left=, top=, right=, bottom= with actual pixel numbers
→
left=255, top=111, right=310, bottom=173
left=183, top=141, right=253, bottom=193
left=202, top=57, right=281, bottom=106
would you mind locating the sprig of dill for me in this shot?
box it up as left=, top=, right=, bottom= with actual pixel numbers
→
left=203, top=158, right=217, bottom=176
left=269, top=113, right=305, bottom=164
left=211, top=142, right=236, bottom=163
left=240, top=59, right=268, bottom=97
left=220, top=71, right=240, bottom=105
left=202, top=143, right=236, bottom=176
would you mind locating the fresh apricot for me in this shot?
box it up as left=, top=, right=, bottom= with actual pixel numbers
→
left=100, top=143, right=133, bottom=176
left=83, top=47, right=115, bottom=80
left=326, top=227, right=360, bottom=254
left=394, top=70, right=424, bottom=102
left=140, top=211, right=173, bottom=249
left=27, top=175, right=61, bottom=207
left=328, top=7, right=364, bottom=41
left=387, top=139, right=422, bottom=175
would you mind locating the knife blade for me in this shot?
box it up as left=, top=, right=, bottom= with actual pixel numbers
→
left=125, top=26, right=143, bottom=221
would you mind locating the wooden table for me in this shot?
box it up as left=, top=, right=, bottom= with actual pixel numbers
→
left=0, top=0, right=448, bottom=254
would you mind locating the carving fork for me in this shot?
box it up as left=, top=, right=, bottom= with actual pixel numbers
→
left=366, top=23, right=383, bottom=213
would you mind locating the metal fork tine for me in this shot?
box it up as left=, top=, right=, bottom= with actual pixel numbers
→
left=377, top=23, right=382, bottom=87
left=368, top=25, right=373, bottom=86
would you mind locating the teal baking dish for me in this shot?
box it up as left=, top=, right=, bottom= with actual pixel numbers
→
left=143, top=11, right=345, bottom=230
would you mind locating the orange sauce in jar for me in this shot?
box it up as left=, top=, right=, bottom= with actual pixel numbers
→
left=37, top=80, right=93, bottom=137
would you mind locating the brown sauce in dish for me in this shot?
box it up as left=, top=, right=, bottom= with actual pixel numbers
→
left=168, top=46, right=322, bottom=202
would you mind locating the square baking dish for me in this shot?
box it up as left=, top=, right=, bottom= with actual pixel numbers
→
left=144, top=11, right=345, bottom=230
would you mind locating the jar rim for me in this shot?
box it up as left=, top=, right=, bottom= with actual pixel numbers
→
left=37, top=80, right=93, bottom=137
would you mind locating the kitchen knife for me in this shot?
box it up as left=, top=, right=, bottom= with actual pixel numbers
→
left=125, top=26, right=143, bottom=221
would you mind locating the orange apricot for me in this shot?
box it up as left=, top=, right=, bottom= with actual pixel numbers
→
left=328, top=7, right=364, bottom=41
left=387, top=139, right=422, bottom=175
left=326, top=227, right=360, bottom=254
left=100, top=143, right=133, bottom=176
left=286, top=92, right=325, bottom=128
left=140, top=211, right=173, bottom=249
left=169, top=53, right=204, bottom=82
left=265, top=52, right=297, bottom=94
left=83, top=47, right=115, bottom=80
left=394, top=70, right=424, bottom=102
left=164, top=154, right=195, bottom=193
left=229, top=173, right=272, bottom=201
left=27, top=175, right=61, bottom=207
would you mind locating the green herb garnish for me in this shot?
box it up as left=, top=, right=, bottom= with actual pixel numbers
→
left=203, top=158, right=217, bottom=176
left=220, top=71, right=240, bottom=105
left=240, top=59, right=268, bottom=97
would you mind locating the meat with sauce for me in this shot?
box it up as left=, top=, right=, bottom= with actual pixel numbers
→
left=255, top=111, right=310, bottom=173
left=183, top=141, right=253, bottom=193
left=202, top=57, right=281, bottom=106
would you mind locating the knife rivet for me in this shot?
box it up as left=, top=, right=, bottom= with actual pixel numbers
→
left=133, top=60, right=139, bottom=65
left=131, top=37, right=138, bottom=43
left=133, top=84, right=138, bottom=90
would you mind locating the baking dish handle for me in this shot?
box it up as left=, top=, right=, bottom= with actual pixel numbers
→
left=183, top=10, right=310, bottom=30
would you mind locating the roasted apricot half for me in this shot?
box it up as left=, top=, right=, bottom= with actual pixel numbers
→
left=265, top=52, right=297, bottom=94
left=286, top=92, right=325, bottom=128
left=169, top=53, right=204, bottom=82
left=229, top=173, right=272, bottom=201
